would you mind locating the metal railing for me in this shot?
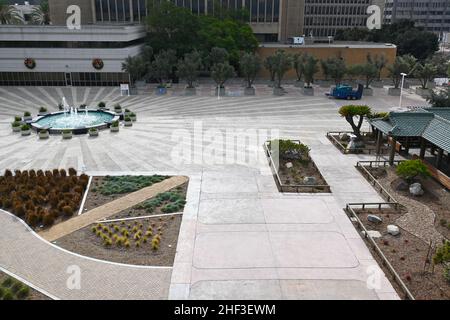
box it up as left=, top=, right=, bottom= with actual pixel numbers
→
left=326, top=131, right=389, bottom=155
left=345, top=203, right=415, bottom=300
left=264, top=141, right=331, bottom=193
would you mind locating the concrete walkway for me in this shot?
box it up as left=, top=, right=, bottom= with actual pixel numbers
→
left=39, top=176, right=188, bottom=242
left=0, top=86, right=423, bottom=299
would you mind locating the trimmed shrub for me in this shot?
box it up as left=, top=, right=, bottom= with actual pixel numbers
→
left=396, top=160, right=431, bottom=182
left=16, top=287, right=30, bottom=299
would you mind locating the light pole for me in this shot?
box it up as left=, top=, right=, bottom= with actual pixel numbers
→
left=399, top=72, right=407, bottom=109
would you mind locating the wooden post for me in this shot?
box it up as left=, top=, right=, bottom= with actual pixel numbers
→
left=389, top=137, right=397, bottom=166
left=404, top=137, right=410, bottom=154
left=419, top=138, right=426, bottom=159
left=436, top=148, right=444, bottom=169
left=375, top=129, right=383, bottom=155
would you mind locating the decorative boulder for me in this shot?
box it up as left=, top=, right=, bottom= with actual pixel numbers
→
left=303, top=176, right=317, bottom=185
left=367, top=215, right=383, bottom=224
left=387, top=225, right=400, bottom=236
left=409, top=182, right=424, bottom=196
left=283, top=149, right=301, bottom=160
left=285, top=162, right=293, bottom=169
left=393, top=178, right=409, bottom=191
left=362, top=230, right=382, bottom=238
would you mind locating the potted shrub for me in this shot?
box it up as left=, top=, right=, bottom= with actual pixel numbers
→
left=113, top=104, right=122, bottom=114
left=79, top=104, right=87, bottom=110
left=302, top=54, right=319, bottom=96
left=23, top=111, right=32, bottom=121
left=11, top=121, right=21, bottom=132
left=387, top=55, right=416, bottom=96
left=124, top=109, right=132, bottom=117
left=21, top=124, right=31, bottom=136
left=129, top=112, right=137, bottom=121
left=14, top=116, right=22, bottom=123
left=293, top=53, right=306, bottom=88
left=58, top=103, right=64, bottom=110
left=211, top=61, right=235, bottom=97
left=150, top=49, right=177, bottom=95
left=110, top=121, right=119, bottom=132
left=38, top=107, right=48, bottom=116
left=38, top=129, right=49, bottom=139
left=124, top=116, right=133, bottom=127
left=62, top=129, right=72, bottom=139
left=98, top=101, right=106, bottom=110
left=414, top=63, right=437, bottom=98
left=89, top=128, right=99, bottom=137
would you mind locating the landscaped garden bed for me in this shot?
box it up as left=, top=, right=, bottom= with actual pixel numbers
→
left=265, top=139, right=330, bottom=193
left=83, top=175, right=170, bottom=211
left=0, top=169, right=89, bottom=230
left=351, top=159, right=450, bottom=299
left=327, top=131, right=389, bottom=155
left=0, top=272, right=50, bottom=300
left=55, top=184, right=187, bottom=266
left=350, top=207, right=449, bottom=300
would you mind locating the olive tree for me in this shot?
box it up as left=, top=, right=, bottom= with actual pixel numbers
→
left=150, top=49, right=177, bottom=88
left=271, top=50, right=293, bottom=89
left=373, top=54, right=387, bottom=81
left=413, top=62, right=438, bottom=89
left=303, top=54, right=319, bottom=88
left=359, top=63, right=378, bottom=89
left=121, top=55, right=145, bottom=86
left=293, top=53, right=307, bottom=83
left=209, top=47, right=229, bottom=66
left=264, top=55, right=277, bottom=82
left=338, top=105, right=372, bottom=138
left=323, top=57, right=346, bottom=85
left=239, top=52, right=261, bottom=89
left=177, top=50, right=202, bottom=89
left=387, top=55, right=416, bottom=89
left=211, top=62, right=236, bottom=88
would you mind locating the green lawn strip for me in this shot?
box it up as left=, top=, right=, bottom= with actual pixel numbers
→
left=96, top=175, right=170, bottom=196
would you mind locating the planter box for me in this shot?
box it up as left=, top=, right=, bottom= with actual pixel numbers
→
left=415, top=87, right=431, bottom=98
left=244, top=87, right=255, bottom=96
left=38, top=112, right=48, bottom=116
left=363, top=88, right=373, bottom=96
left=294, top=80, right=304, bottom=88
left=89, top=130, right=99, bottom=137
left=156, top=87, right=167, bottom=95
left=21, top=129, right=31, bottom=136
left=302, top=87, right=314, bottom=96
left=62, top=132, right=72, bottom=139
left=273, top=87, right=284, bottom=96
left=39, top=131, right=49, bottom=139
left=185, top=87, right=196, bottom=96
left=215, top=87, right=226, bottom=97
left=124, top=120, right=133, bottom=127
left=124, top=111, right=132, bottom=117
left=388, top=87, right=401, bottom=96
left=110, top=126, right=120, bottom=133
left=23, top=116, right=32, bottom=122
left=114, top=109, right=122, bottom=115
left=371, top=80, right=384, bottom=88
left=12, top=126, right=21, bottom=132
left=130, top=115, right=137, bottom=122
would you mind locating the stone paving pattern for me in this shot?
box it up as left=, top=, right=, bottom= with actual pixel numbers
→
left=0, top=84, right=428, bottom=299
left=39, top=176, right=189, bottom=242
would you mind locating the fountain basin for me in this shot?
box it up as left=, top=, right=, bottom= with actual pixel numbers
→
left=31, top=110, right=118, bottom=134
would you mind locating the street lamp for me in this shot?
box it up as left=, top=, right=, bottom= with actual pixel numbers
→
left=399, top=72, right=407, bottom=109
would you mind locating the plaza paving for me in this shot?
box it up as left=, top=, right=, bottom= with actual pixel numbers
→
left=0, top=84, right=428, bottom=299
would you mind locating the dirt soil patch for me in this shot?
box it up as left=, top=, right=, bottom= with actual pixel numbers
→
left=0, top=272, right=50, bottom=300
left=353, top=208, right=450, bottom=300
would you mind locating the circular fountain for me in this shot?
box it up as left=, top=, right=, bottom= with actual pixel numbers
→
left=31, top=97, right=119, bottom=134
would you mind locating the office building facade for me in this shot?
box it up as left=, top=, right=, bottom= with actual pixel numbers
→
left=384, top=0, right=450, bottom=34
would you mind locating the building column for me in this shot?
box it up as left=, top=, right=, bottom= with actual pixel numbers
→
left=375, top=129, right=383, bottom=155
left=389, top=136, right=397, bottom=166
left=436, top=148, right=444, bottom=169
left=419, top=137, right=427, bottom=159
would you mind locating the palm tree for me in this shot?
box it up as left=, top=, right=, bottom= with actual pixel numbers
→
left=30, top=0, right=51, bottom=25
left=0, top=0, right=22, bottom=24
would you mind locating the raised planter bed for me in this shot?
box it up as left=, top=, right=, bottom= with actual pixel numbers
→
left=264, top=140, right=331, bottom=193
left=327, top=131, right=389, bottom=155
